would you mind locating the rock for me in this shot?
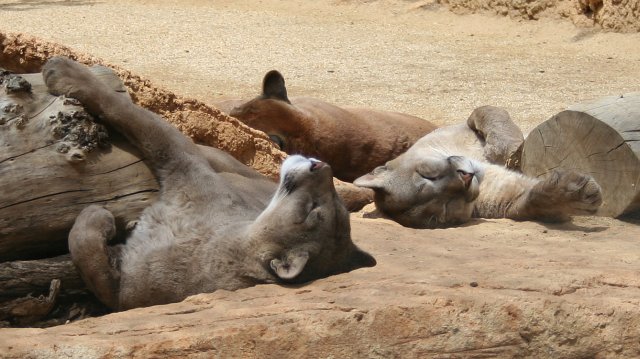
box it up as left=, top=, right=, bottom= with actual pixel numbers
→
left=2, top=216, right=639, bottom=358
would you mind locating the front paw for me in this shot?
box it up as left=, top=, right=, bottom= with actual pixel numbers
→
left=535, top=170, right=603, bottom=215
left=42, top=57, right=97, bottom=100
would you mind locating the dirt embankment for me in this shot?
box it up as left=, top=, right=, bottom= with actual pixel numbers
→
left=0, top=31, right=286, bottom=179
left=436, top=0, right=640, bottom=32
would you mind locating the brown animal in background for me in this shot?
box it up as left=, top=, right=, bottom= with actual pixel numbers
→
left=225, top=70, right=437, bottom=182
left=43, top=57, right=375, bottom=310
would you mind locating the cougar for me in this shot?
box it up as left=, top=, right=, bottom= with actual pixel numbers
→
left=355, top=106, right=602, bottom=228
left=43, top=57, right=375, bottom=310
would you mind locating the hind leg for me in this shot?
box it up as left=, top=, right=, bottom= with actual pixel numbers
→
left=68, top=205, right=121, bottom=309
left=520, top=169, right=603, bottom=222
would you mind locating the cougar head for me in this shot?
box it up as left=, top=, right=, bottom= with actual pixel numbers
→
left=354, top=150, right=481, bottom=228
left=252, top=155, right=376, bottom=283
left=230, top=70, right=305, bottom=153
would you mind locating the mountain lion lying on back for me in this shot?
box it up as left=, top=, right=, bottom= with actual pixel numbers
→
left=43, top=57, right=375, bottom=310
left=354, top=106, right=603, bottom=228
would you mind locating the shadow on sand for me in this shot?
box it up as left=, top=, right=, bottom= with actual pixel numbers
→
left=0, top=0, right=99, bottom=12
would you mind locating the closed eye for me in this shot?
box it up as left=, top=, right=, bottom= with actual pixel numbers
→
left=269, top=134, right=285, bottom=150
left=419, top=174, right=441, bottom=181
left=372, top=165, right=387, bottom=175
left=307, top=200, right=319, bottom=213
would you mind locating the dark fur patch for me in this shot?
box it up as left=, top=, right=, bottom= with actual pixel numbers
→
left=281, top=173, right=297, bottom=195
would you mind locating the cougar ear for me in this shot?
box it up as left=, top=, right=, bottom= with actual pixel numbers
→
left=349, top=247, right=377, bottom=270
left=270, top=250, right=309, bottom=280
left=262, top=70, right=290, bottom=103
left=353, top=166, right=388, bottom=189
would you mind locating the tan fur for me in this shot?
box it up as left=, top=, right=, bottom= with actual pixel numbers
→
left=43, top=58, right=375, bottom=310
left=354, top=106, right=603, bottom=228
left=225, top=70, right=437, bottom=182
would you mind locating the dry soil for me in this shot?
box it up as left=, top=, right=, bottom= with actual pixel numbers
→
left=1, top=0, right=639, bottom=136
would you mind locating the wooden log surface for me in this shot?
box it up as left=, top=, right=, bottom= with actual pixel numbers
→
left=0, top=255, right=83, bottom=299
left=521, top=92, right=640, bottom=217
left=0, top=255, right=107, bottom=327
left=0, top=69, right=159, bottom=262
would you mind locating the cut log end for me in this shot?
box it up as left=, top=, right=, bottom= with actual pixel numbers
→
left=522, top=106, right=640, bottom=218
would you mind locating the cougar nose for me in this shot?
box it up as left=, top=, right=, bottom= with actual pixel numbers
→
left=457, top=169, right=474, bottom=189
left=310, top=159, right=326, bottom=172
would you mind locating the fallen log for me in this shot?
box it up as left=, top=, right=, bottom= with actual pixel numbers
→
left=0, top=255, right=96, bottom=327
left=0, top=279, right=60, bottom=324
left=0, top=255, right=83, bottom=299
left=0, top=66, right=372, bottom=263
left=521, top=92, right=640, bottom=217
left=0, top=68, right=158, bottom=262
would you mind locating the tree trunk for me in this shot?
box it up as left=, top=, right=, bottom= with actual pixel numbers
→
left=521, top=92, right=640, bottom=217
left=0, top=69, right=159, bottom=262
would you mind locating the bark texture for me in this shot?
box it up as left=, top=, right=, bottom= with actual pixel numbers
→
left=0, top=70, right=158, bottom=261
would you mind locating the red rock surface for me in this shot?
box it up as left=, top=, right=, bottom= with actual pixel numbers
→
left=2, top=215, right=640, bottom=358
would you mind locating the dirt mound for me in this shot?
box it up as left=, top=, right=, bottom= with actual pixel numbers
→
left=0, top=31, right=286, bottom=179
left=434, top=0, right=640, bottom=32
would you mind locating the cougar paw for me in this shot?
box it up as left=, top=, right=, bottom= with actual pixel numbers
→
left=540, top=170, right=603, bottom=214
left=42, top=56, right=95, bottom=99
left=68, top=205, right=120, bottom=310
left=69, top=205, right=116, bottom=251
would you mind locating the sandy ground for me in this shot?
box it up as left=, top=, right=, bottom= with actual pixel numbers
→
left=1, top=0, right=640, bottom=334
left=1, top=0, right=639, bottom=136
